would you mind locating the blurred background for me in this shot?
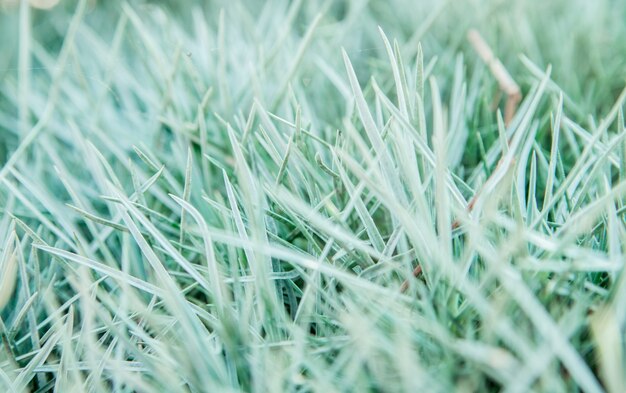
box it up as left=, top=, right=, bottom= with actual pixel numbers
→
left=1, top=0, right=625, bottom=181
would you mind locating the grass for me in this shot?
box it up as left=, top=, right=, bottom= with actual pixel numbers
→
left=0, top=0, right=626, bottom=391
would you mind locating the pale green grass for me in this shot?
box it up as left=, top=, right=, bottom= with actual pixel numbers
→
left=0, top=0, right=626, bottom=392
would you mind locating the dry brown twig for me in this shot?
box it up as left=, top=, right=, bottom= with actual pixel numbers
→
left=400, top=30, right=521, bottom=293
left=399, top=265, right=421, bottom=293
left=467, top=28, right=521, bottom=126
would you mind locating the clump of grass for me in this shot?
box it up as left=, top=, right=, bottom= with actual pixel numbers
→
left=1, top=0, right=626, bottom=391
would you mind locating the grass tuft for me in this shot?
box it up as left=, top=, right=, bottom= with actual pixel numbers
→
left=1, top=0, right=626, bottom=391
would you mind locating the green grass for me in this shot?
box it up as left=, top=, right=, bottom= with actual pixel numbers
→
left=1, top=0, right=626, bottom=391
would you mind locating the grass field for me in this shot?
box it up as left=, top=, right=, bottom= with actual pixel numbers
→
left=1, top=0, right=626, bottom=391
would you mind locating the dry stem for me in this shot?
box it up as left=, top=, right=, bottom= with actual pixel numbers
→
left=467, top=29, right=521, bottom=125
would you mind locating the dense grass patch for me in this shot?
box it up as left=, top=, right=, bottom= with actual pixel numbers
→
left=1, top=0, right=626, bottom=391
